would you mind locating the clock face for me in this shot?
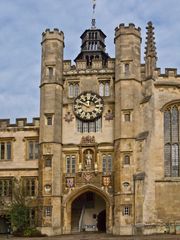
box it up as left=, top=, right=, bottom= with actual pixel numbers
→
left=73, top=92, right=104, bottom=121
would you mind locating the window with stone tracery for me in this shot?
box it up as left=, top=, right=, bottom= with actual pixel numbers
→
left=66, top=155, right=76, bottom=174
left=164, top=105, right=180, bottom=177
left=102, top=154, right=112, bottom=174
left=68, top=82, right=79, bottom=98
left=99, top=81, right=110, bottom=96
left=77, top=117, right=102, bottom=133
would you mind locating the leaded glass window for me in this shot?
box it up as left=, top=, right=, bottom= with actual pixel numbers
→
left=66, top=155, right=76, bottom=174
left=68, top=83, right=79, bottom=98
left=0, top=179, right=12, bottom=197
left=76, top=117, right=102, bottom=133
left=27, top=140, right=39, bottom=160
left=102, top=154, right=112, bottom=174
left=0, top=142, right=12, bottom=161
left=164, top=106, right=180, bottom=177
left=99, top=81, right=110, bottom=97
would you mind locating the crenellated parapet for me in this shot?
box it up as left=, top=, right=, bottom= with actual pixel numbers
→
left=0, top=118, right=40, bottom=130
left=115, top=23, right=141, bottom=40
left=154, top=68, right=180, bottom=78
left=153, top=68, right=180, bottom=88
left=42, top=28, right=64, bottom=44
left=63, top=58, right=115, bottom=75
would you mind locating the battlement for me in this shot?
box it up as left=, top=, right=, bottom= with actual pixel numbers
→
left=63, top=58, right=115, bottom=73
left=154, top=68, right=180, bottom=78
left=115, top=23, right=141, bottom=39
left=0, top=118, right=40, bottom=130
left=42, top=28, right=64, bottom=43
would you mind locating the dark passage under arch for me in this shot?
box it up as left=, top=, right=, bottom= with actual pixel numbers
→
left=97, top=209, right=106, bottom=232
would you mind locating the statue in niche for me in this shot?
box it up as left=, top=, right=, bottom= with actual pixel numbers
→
left=84, top=149, right=93, bottom=170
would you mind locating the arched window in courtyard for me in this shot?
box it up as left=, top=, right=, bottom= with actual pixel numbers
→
left=164, top=105, right=180, bottom=177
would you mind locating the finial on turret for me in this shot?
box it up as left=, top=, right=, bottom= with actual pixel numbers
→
left=145, top=21, right=157, bottom=60
left=91, top=0, right=96, bottom=29
left=144, top=21, right=157, bottom=78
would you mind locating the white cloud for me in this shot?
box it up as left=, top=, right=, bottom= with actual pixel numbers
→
left=0, top=0, right=180, bottom=120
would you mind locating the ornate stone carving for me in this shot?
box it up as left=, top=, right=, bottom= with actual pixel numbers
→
left=66, top=177, right=75, bottom=188
left=102, top=176, right=111, bottom=186
left=81, top=135, right=95, bottom=144
left=104, top=110, right=114, bottom=121
left=82, top=172, right=93, bottom=182
left=64, top=112, right=74, bottom=123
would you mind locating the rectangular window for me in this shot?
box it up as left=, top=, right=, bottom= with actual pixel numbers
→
left=102, top=154, right=112, bottom=174
left=77, top=118, right=102, bottom=133
left=124, top=155, right=130, bottom=165
left=48, top=67, right=54, bottom=78
left=124, top=63, right=130, bottom=75
left=28, top=208, right=36, bottom=226
left=0, top=142, right=12, bottom=161
left=123, top=206, right=131, bottom=216
left=44, top=206, right=52, bottom=217
left=66, top=155, right=76, bottom=174
left=95, top=118, right=102, bottom=132
left=44, top=155, right=52, bottom=167
left=24, top=178, right=36, bottom=197
left=27, top=140, right=39, bottom=160
left=68, top=83, right=79, bottom=98
left=99, top=81, right=110, bottom=97
left=124, top=113, right=131, bottom=122
left=46, top=115, right=53, bottom=125
left=83, top=122, right=88, bottom=132
left=89, top=121, right=95, bottom=132
left=0, top=179, right=12, bottom=197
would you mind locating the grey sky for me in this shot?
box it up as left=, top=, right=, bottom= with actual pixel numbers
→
left=0, top=0, right=180, bottom=122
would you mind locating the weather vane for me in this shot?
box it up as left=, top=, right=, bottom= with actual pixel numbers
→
left=91, top=0, right=96, bottom=29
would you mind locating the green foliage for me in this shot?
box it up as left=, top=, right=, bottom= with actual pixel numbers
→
left=10, top=203, right=29, bottom=232
left=8, top=178, right=29, bottom=232
left=23, top=227, right=41, bottom=237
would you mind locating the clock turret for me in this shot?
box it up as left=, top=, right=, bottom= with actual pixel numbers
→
left=74, top=21, right=109, bottom=67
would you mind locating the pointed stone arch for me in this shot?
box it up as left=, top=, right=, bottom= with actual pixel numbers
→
left=62, top=185, right=113, bottom=234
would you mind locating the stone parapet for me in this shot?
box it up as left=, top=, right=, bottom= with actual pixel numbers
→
left=154, top=68, right=180, bottom=78
left=0, top=117, right=40, bottom=129
left=41, top=28, right=64, bottom=44
left=115, top=23, right=141, bottom=40
left=63, top=58, right=115, bottom=74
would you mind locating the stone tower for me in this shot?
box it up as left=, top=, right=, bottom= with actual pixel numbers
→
left=39, top=28, right=64, bottom=235
left=114, top=24, right=142, bottom=234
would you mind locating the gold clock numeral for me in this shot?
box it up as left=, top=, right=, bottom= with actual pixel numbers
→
left=92, top=112, right=97, bottom=118
left=95, top=108, right=102, bottom=113
left=80, top=111, right=86, bottom=118
left=80, top=95, right=86, bottom=101
left=91, top=95, right=97, bottom=101
left=74, top=104, right=80, bottom=109
left=95, top=99, right=102, bottom=104
left=86, top=93, right=91, bottom=100
left=76, top=109, right=82, bottom=114
left=96, top=104, right=103, bottom=108
left=86, top=113, right=91, bottom=119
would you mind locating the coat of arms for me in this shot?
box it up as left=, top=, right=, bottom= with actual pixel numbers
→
left=102, top=176, right=111, bottom=186
left=66, top=177, right=75, bottom=188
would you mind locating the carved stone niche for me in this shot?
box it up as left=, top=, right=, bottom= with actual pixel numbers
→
left=83, top=149, right=95, bottom=171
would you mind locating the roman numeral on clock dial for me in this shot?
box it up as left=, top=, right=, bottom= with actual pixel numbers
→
left=73, top=92, right=104, bottom=121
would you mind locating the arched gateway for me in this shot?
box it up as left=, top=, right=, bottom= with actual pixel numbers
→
left=62, top=185, right=113, bottom=234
